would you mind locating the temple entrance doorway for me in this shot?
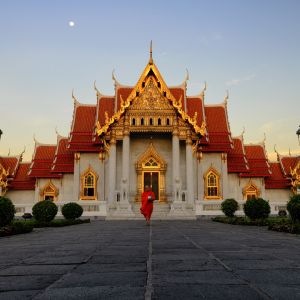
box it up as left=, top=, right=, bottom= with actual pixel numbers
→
left=135, top=143, right=167, bottom=203
left=143, top=171, right=159, bottom=201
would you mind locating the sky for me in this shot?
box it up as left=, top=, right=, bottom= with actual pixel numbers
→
left=0, top=0, right=299, bottom=161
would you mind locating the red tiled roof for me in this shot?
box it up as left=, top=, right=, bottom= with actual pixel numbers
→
left=52, top=138, right=74, bottom=173
left=0, top=157, right=19, bottom=177
left=10, top=163, right=35, bottom=190
left=170, top=87, right=185, bottom=111
left=68, top=104, right=103, bottom=152
left=29, top=145, right=61, bottom=178
left=240, top=145, right=271, bottom=177
left=265, top=162, right=290, bottom=189
left=186, top=97, right=205, bottom=127
left=280, top=156, right=299, bottom=175
left=97, top=97, right=115, bottom=127
left=227, top=138, right=249, bottom=173
left=116, top=87, right=133, bottom=111
left=202, top=106, right=232, bottom=152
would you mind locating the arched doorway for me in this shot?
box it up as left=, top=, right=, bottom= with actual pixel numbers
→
left=135, top=143, right=167, bottom=202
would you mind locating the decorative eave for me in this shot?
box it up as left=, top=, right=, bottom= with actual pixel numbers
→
left=96, top=48, right=206, bottom=138
left=232, top=134, right=249, bottom=170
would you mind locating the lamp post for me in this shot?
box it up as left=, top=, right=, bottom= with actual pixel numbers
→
left=297, top=125, right=300, bottom=145
left=0, top=129, right=2, bottom=141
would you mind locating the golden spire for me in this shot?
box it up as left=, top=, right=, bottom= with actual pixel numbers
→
left=149, top=40, right=153, bottom=65
left=240, top=126, right=245, bottom=141
left=274, top=144, right=280, bottom=161
left=72, top=89, right=79, bottom=106
left=200, top=82, right=207, bottom=99
left=224, top=90, right=229, bottom=106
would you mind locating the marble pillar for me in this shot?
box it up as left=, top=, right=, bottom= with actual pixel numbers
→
left=185, top=134, right=194, bottom=208
left=108, top=134, right=116, bottom=208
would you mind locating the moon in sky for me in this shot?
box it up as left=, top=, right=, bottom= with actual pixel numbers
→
left=69, top=21, right=75, bottom=27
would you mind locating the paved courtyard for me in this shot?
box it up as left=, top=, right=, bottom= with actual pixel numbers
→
left=0, top=220, right=300, bottom=299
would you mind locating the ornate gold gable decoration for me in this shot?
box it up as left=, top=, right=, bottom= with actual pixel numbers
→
left=39, top=180, right=59, bottom=201
left=130, top=78, right=174, bottom=111
left=290, top=161, right=300, bottom=194
left=0, top=163, right=9, bottom=196
left=96, top=54, right=206, bottom=137
left=135, top=143, right=167, bottom=203
left=242, top=180, right=260, bottom=200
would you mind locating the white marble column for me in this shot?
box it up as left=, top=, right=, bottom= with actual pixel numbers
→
left=186, top=134, right=194, bottom=208
left=108, top=134, right=116, bottom=208
left=221, top=153, right=228, bottom=200
left=121, top=133, right=130, bottom=204
left=172, top=130, right=181, bottom=203
left=197, top=155, right=204, bottom=200
left=73, top=153, right=80, bottom=201
left=98, top=156, right=105, bottom=202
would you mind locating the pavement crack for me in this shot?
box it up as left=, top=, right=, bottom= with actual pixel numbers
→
left=145, top=224, right=153, bottom=300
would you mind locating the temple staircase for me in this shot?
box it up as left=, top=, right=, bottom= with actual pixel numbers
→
left=132, top=202, right=171, bottom=220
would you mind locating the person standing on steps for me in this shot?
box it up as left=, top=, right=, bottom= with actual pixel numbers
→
left=140, top=185, right=155, bottom=225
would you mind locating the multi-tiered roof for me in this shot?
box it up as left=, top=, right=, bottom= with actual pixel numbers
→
left=0, top=48, right=298, bottom=193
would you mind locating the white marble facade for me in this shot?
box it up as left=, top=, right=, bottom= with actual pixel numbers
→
left=9, top=136, right=292, bottom=219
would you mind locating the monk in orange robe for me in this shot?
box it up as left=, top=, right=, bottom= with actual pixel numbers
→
left=140, top=185, right=155, bottom=225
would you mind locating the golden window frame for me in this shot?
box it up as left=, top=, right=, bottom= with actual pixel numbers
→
left=204, top=167, right=221, bottom=199
left=80, top=166, right=98, bottom=200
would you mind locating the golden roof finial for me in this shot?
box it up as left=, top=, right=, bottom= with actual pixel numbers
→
left=241, top=126, right=245, bottom=137
left=289, top=148, right=291, bottom=156
left=263, top=132, right=266, bottom=143
left=200, top=82, right=207, bottom=99
left=274, top=144, right=280, bottom=161
left=224, top=90, right=229, bottom=105
left=149, top=40, right=153, bottom=65
left=7, top=148, right=10, bottom=156
left=72, top=89, right=79, bottom=106
left=94, top=80, right=102, bottom=99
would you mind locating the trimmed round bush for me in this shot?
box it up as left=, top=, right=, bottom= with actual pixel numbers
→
left=243, top=198, right=270, bottom=220
left=32, top=200, right=58, bottom=222
left=287, top=194, right=300, bottom=222
left=221, top=198, right=239, bottom=217
left=0, top=197, right=15, bottom=227
left=61, top=202, right=83, bottom=220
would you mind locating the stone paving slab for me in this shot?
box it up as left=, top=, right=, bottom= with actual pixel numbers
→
left=0, top=290, right=42, bottom=300
left=152, top=284, right=265, bottom=300
left=1, top=220, right=300, bottom=299
left=0, top=265, right=76, bottom=276
left=34, top=286, right=145, bottom=300
left=0, top=275, right=59, bottom=291
left=51, top=271, right=146, bottom=288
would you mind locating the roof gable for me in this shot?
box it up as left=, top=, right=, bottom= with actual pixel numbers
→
left=96, top=57, right=205, bottom=137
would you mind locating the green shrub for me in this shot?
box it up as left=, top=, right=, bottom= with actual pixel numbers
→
left=0, top=220, right=33, bottom=237
left=61, top=202, right=83, bottom=220
left=221, top=198, right=239, bottom=217
left=11, top=220, right=33, bottom=234
left=0, top=197, right=15, bottom=227
left=32, top=218, right=90, bottom=228
left=287, top=194, right=300, bottom=222
left=32, top=200, right=58, bottom=222
left=243, top=198, right=270, bottom=220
